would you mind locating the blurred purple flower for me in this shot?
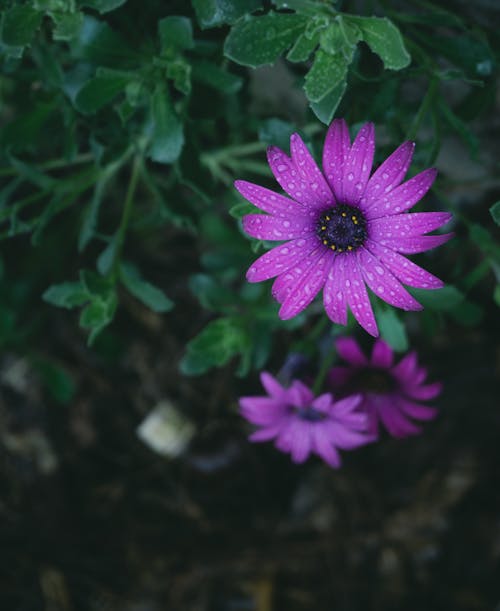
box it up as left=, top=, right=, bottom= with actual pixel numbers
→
left=235, top=119, right=453, bottom=337
left=328, top=337, right=442, bottom=439
left=239, top=372, right=369, bottom=467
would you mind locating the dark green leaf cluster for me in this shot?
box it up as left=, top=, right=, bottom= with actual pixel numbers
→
left=0, top=0, right=498, bottom=374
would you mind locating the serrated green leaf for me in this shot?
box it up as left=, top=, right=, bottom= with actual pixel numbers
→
left=158, top=16, right=193, bottom=54
left=490, top=201, right=500, bottom=226
left=309, top=79, right=346, bottom=124
left=192, top=0, right=262, bottom=29
left=192, top=60, right=242, bottom=94
left=180, top=317, right=248, bottom=375
left=304, top=48, right=348, bottom=103
left=120, top=262, right=173, bottom=313
left=1, top=6, right=42, bottom=47
left=43, top=282, right=89, bottom=309
left=74, top=67, right=132, bottom=114
left=79, top=293, right=117, bottom=343
left=167, top=59, right=191, bottom=95
left=224, top=12, right=308, bottom=68
left=50, top=11, right=84, bottom=41
left=70, top=16, right=140, bottom=69
left=80, top=269, right=113, bottom=296
left=286, top=31, right=319, bottom=62
left=147, top=84, right=184, bottom=164
left=350, top=16, right=410, bottom=70
left=377, top=307, right=408, bottom=352
left=80, top=0, right=128, bottom=13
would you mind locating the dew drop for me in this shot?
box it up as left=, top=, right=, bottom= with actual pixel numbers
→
left=283, top=220, right=290, bottom=228
left=347, top=172, right=354, bottom=181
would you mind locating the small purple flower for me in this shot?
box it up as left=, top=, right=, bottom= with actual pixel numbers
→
left=235, top=119, right=453, bottom=337
left=239, top=372, right=369, bottom=467
left=328, top=337, right=442, bottom=439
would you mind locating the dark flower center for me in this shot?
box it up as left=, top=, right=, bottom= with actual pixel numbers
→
left=351, top=368, right=397, bottom=394
left=291, top=406, right=325, bottom=422
left=316, top=204, right=367, bottom=252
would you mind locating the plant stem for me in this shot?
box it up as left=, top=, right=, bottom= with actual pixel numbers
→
left=312, top=342, right=337, bottom=395
left=0, top=153, right=94, bottom=177
left=406, top=77, right=438, bottom=141
left=110, top=155, right=142, bottom=279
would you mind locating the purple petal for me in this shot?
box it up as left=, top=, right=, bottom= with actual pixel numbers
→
left=272, top=245, right=322, bottom=304
left=377, top=403, right=422, bottom=438
left=240, top=397, right=286, bottom=425
left=289, top=380, right=315, bottom=407
left=398, top=398, right=438, bottom=421
left=312, top=427, right=342, bottom=467
left=267, top=146, right=325, bottom=209
left=365, top=240, right=443, bottom=289
left=342, top=122, right=375, bottom=205
left=279, top=249, right=331, bottom=319
left=405, top=381, right=442, bottom=401
left=322, top=118, right=350, bottom=202
left=335, top=337, right=367, bottom=366
left=246, top=236, right=318, bottom=283
left=249, top=423, right=284, bottom=442
left=242, top=213, right=313, bottom=241
left=378, top=233, right=454, bottom=254
left=363, top=168, right=437, bottom=219
left=275, top=419, right=312, bottom=463
left=323, top=254, right=348, bottom=325
left=358, top=247, right=423, bottom=311
left=289, top=133, right=335, bottom=208
left=325, top=422, right=370, bottom=450
left=343, top=255, right=379, bottom=337
left=369, top=212, right=453, bottom=240
left=371, top=339, right=394, bottom=368
left=362, top=141, right=415, bottom=209
left=260, top=372, right=285, bottom=398
left=234, top=180, right=307, bottom=216
left=392, top=352, right=418, bottom=383
left=311, top=392, right=334, bottom=413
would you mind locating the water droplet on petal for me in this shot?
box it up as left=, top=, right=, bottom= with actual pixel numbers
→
left=347, top=172, right=354, bottom=181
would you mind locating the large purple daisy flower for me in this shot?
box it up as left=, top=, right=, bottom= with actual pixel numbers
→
left=328, top=337, right=442, bottom=439
left=239, top=372, right=369, bottom=467
left=235, top=119, right=453, bottom=336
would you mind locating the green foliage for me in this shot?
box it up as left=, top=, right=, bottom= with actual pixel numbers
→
left=0, top=0, right=497, bottom=377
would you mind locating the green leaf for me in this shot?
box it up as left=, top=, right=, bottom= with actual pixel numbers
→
left=192, top=60, right=243, bottom=94
left=79, top=0, right=128, bottom=13
left=33, top=359, right=76, bottom=404
left=120, top=262, right=173, bottom=313
left=50, top=11, right=84, bottom=42
left=43, top=282, right=89, bottom=309
left=304, top=49, right=348, bottom=103
left=224, top=12, right=308, bottom=68
left=79, top=292, right=117, bottom=345
left=188, top=274, right=235, bottom=311
left=147, top=84, right=184, bottom=164
left=158, top=16, right=193, bottom=54
left=409, top=285, right=464, bottom=311
left=0, top=5, right=42, bottom=47
left=180, top=317, right=248, bottom=375
left=80, top=269, right=113, bottom=296
left=490, top=201, right=500, bottom=226
left=309, top=80, right=346, bottom=124
left=286, top=31, right=319, bottom=63
left=258, top=117, right=296, bottom=150
left=70, top=16, right=140, bottom=69
left=75, top=68, right=132, bottom=114
left=350, top=16, right=410, bottom=70
left=96, top=237, right=118, bottom=276
left=377, top=308, right=408, bottom=352
left=192, top=0, right=262, bottom=29
left=167, top=59, right=191, bottom=95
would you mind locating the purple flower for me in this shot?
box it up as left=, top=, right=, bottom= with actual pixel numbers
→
left=235, top=119, right=453, bottom=337
left=239, top=372, right=369, bottom=467
left=328, top=337, right=442, bottom=439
